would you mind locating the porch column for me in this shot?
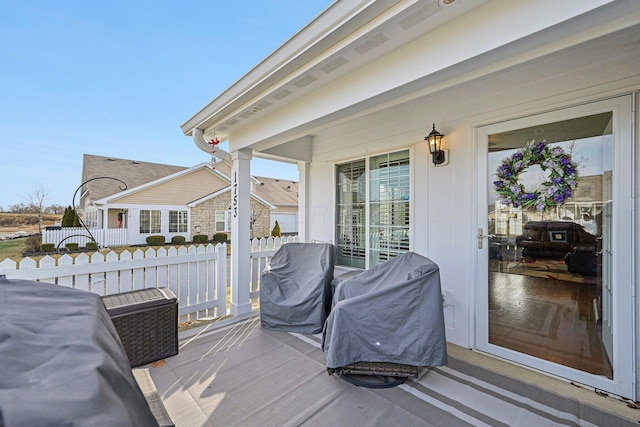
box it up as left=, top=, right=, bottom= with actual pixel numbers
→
left=230, top=148, right=253, bottom=316
left=297, top=161, right=309, bottom=242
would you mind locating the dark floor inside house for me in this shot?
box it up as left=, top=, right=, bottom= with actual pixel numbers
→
left=489, top=266, right=612, bottom=378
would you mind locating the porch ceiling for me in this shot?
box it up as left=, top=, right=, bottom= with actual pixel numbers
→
left=181, top=0, right=490, bottom=145
left=258, top=20, right=640, bottom=162
left=183, top=1, right=640, bottom=164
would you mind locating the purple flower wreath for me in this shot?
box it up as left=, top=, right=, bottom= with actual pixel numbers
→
left=494, top=140, right=579, bottom=211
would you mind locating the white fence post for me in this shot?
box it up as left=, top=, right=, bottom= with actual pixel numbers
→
left=216, top=243, right=227, bottom=317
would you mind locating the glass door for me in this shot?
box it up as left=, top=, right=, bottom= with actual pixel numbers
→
left=476, top=96, right=634, bottom=399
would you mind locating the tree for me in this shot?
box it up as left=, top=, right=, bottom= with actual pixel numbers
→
left=23, top=185, right=50, bottom=234
left=72, top=210, right=81, bottom=227
left=271, top=221, right=282, bottom=238
left=46, top=204, right=65, bottom=214
left=61, top=206, right=74, bottom=227
left=250, top=206, right=268, bottom=239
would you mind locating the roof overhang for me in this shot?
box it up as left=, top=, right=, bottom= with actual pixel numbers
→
left=181, top=0, right=640, bottom=162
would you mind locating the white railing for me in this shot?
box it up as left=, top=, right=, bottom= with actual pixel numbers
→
left=0, top=244, right=227, bottom=321
left=249, top=236, right=299, bottom=298
left=42, top=227, right=129, bottom=247
left=0, top=236, right=298, bottom=321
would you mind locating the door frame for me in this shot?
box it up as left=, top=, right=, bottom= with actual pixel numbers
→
left=474, top=95, right=635, bottom=399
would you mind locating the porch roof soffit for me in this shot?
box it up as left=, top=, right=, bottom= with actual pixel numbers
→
left=180, top=0, right=489, bottom=140
left=181, top=0, right=637, bottom=161
left=181, top=0, right=402, bottom=135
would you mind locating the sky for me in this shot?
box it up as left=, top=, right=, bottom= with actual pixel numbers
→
left=0, top=0, right=331, bottom=209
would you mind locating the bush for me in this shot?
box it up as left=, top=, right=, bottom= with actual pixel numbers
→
left=212, top=233, right=228, bottom=244
left=65, top=243, right=79, bottom=251
left=171, top=236, right=186, bottom=245
left=61, top=206, right=80, bottom=227
left=146, top=235, right=166, bottom=246
left=192, top=234, right=208, bottom=244
left=40, top=243, right=55, bottom=252
left=271, top=221, right=282, bottom=238
left=25, top=235, right=41, bottom=253
left=85, top=241, right=98, bottom=251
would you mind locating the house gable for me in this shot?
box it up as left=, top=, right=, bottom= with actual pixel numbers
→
left=108, top=167, right=229, bottom=205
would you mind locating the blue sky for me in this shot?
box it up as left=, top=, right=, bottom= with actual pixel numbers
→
left=0, top=0, right=330, bottom=208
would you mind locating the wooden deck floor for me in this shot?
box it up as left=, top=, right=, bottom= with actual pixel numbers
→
left=147, top=314, right=638, bottom=426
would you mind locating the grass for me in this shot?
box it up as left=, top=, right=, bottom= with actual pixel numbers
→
left=0, top=237, right=146, bottom=264
left=0, top=238, right=29, bottom=262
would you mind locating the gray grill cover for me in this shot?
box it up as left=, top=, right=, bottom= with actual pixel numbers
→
left=260, top=242, right=336, bottom=334
left=322, top=252, right=448, bottom=369
left=0, top=276, right=157, bottom=427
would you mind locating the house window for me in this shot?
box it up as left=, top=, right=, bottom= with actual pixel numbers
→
left=215, top=210, right=230, bottom=232
left=140, top=210, right=161, bottom=234
left=169, top=210, right=188, bottom=233
left=336, top=150, right=410, bottom=268
left=215, top=210, right=254, bottom=233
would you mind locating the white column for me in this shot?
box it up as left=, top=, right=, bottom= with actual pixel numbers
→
left=230, top=148, right=253, bottom=316
left=297, top=161, right=309, bottom=242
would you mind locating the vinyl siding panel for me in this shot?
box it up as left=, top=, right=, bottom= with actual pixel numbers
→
left=115, top=169, right=228, bottom=205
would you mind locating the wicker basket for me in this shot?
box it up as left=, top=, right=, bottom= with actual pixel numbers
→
left=102, top=288, right=178, bottom=368
left=328, top=362, right=418, bottom=378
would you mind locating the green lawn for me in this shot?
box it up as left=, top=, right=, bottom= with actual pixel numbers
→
left=0, top=238, right=28, bottom=262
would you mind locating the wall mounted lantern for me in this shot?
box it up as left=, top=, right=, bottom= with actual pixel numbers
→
left=195, top=225, right=201, bottom=233
left=425, top=123, right=446, bottom=166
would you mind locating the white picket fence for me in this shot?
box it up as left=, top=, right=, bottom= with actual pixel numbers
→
left=249, top=236, right=294, bottom=299
left=0, top=236, right=299, bottom=321
left=42, top=227, right=128, bottom=247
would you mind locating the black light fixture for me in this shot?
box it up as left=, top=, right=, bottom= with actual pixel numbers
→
left=425, top=123, right=446, bottom=166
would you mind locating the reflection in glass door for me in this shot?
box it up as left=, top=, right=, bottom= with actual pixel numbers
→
left=478, top=96, right=634, bottom=399
left=487, top=113, right=613, bottom=378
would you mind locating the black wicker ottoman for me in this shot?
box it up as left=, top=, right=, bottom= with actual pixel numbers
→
left=102, top=288, right=178, bottom=368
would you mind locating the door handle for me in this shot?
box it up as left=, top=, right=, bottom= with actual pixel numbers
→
left=477, top=228, right=496, bottom=249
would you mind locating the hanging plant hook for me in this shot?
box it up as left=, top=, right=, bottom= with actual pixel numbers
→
left=55, top=177, right=128, bottom=252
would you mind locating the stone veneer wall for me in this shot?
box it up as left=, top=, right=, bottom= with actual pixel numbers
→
left=190, top=194, right=271, bottom=240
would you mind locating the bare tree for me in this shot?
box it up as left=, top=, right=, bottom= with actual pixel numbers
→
left=250, top=206, right=268, bottom=239
left=46, top=204, right=65, bottom=214
left=24, top=185, right=50, bottom=234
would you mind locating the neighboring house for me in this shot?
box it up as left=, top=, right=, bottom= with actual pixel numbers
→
left=252, top=176, right=299, bottom=234
left=179, top=1, right=640, bottom=401
left=79, top=154, right=297, bottom=245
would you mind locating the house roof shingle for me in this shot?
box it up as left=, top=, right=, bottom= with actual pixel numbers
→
left=252, top=176, right=298, bottom=207
left=82, top=154, right=187, bottom=202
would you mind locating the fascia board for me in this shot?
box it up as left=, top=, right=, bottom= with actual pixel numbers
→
left=180, top=0, right=401, bottom=135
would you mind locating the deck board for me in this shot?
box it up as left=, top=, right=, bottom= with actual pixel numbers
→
left=149, top=315, right=639, bottom=427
